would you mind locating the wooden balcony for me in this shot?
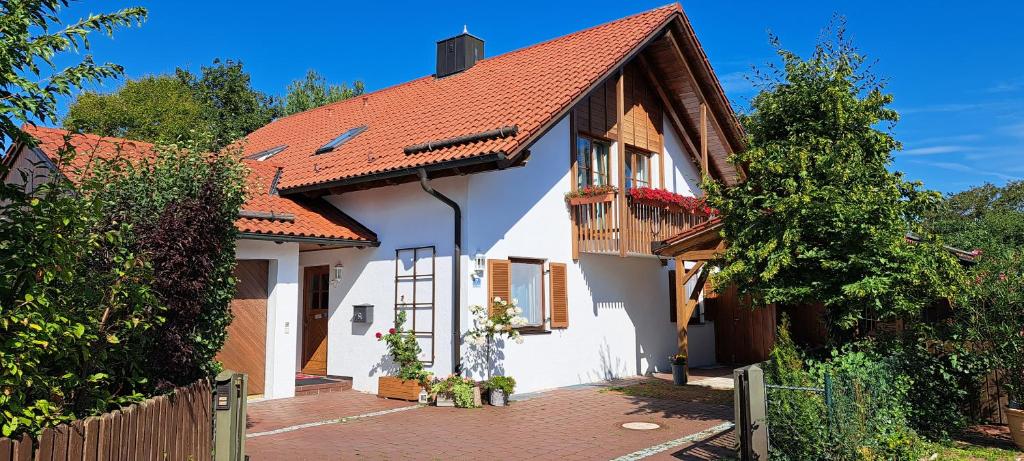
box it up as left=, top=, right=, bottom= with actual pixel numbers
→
left=569, top=192, right=710, bottom=258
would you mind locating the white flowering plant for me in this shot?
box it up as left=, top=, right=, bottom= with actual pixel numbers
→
left=466, top=297, right=529, bottom=347
left=465, top=297, right=529, bottom=380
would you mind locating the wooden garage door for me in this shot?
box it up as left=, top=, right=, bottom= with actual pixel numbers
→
left=217, top=260, right=269, bottom=395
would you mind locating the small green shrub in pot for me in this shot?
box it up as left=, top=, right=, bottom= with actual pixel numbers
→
left=485, top=376, right=516, bottom=406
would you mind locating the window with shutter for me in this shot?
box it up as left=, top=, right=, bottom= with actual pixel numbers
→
left=487, top=259, right=511, bottom=317
left=549, top=262, right=569, bottom=328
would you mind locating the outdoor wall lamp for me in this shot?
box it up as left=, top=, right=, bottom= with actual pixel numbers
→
left=333, top=263, right=344, bottom=283
left=472, top=252, right=486, bottom=280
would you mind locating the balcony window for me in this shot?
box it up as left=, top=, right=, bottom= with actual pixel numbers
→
left=576, top=135, right=611, bottom=189
left=625, top=149, right=651, bottom=190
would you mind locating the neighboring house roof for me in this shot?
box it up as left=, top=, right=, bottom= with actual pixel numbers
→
left=13, top=125, right=378, bottom=245
left=242, top=3, right=741, bottom=193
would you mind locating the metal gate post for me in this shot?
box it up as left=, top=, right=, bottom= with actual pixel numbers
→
left=734, top=364, right=769, bottom=460
left=214, top=370, right=247, bottom=461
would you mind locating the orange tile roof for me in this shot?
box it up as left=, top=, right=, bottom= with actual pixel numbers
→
left=243, top=4, right=682, bottom=192
left=17, top=125, right=377, bottom=244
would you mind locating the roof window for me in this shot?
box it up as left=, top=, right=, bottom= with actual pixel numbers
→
left=247, top=145, right=287, bottom=161
left=315, top=126, right=368, bottom=155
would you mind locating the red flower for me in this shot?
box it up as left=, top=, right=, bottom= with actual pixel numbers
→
left=375, top=332, right=382, bottom=339
left=388, top=328, right=396, bottom=334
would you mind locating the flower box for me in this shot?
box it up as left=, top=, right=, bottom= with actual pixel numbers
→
left=377, top=376, right=423, bottom=401
left=566, top=192, right=615, bottom=206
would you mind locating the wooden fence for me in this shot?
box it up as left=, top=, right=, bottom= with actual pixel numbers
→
left=0, top=379, right=212, bottom=461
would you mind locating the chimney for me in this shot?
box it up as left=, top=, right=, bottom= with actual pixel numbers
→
left=436, top=25, right=484, bottom=78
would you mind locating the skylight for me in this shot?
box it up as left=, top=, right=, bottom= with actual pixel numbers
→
left=247, top=145, right=288, bottom=161
left=315, top=126, right=368, bottom=155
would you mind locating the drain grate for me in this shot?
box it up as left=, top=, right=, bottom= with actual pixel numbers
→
left=621, top=422, right=661, bottom=430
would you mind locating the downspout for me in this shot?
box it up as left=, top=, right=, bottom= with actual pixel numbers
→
left=417, top=168, right=462, bottom=375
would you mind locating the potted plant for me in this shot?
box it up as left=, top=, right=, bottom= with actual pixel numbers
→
left=376, top=311, right=430, bottom=400
left=484, top=376, right=516, bottom=407
left=430, top=375, right=479, bottom=408
left=565, top=185, right=617, bottom=206
left=669, top=353, right=687, bottom=386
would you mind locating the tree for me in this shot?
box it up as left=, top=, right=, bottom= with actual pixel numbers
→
left=177, top=59, right=279, bottom=149
left=923, top=181, right=1024, bottom=257
left=282, top=69, right=364, bottom=115
left=63, top=75, right=204, bottom=144
left=704, top=19, right=965, bottom=338
left=0, top=1, right=146, bottom=150
left=63, top=59, right=278, bottom=150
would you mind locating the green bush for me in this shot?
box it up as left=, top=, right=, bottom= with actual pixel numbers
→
left=0, top=146, right=163, bottom=437
left=484, top=376, right=516, bottom=396
left=765, top=319, right=922, bottom=460
left=431, top=375, right=478, bottom=408
left=866, top=333, right=983, bottom=439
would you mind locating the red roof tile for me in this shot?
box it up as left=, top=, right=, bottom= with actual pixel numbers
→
left=242, top=4, right=682, bottom=191
left=18, top=125, right=376, bottom=243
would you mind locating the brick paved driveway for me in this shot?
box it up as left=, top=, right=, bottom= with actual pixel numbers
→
left=245, top=381, right=733, bottom=460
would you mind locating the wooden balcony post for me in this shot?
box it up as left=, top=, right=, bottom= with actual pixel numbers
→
left=675, top=256, right=688, bottom=357
left=616, top=70, right=627, bottom=257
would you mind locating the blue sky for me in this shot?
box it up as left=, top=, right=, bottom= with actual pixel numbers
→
left=55, top=1, right=1023, bottom=194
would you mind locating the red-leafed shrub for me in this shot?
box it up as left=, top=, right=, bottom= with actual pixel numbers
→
left=98, top=134, right=247, bottom=391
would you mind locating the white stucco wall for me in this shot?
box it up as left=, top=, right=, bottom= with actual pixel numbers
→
left=311, top=176, right=467, bottom=393
left=274, top=114, right=717, bottom=395
left=235, top=239, right=300, bottom=399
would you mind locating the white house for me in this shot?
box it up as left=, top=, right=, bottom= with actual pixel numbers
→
left=4, top=4, right=745, bottom=400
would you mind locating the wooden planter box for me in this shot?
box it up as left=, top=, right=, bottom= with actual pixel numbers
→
left=377, top=376, right=422, bottom=401
left=567, top=192, right=615, bottom=206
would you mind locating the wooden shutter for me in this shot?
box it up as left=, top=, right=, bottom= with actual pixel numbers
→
left=487, top=259, right=511, bottom=317
left=549, top=262, right=569, bottom=328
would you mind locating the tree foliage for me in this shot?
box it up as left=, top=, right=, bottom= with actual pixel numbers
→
left=63, top=75, right=204, bottom=144
left=64, top=59, right=277, bottom=150
left=282, top=69, right=364, bottom=116
left=177, top=59, right=279, bottom=149
left=704, top=19, right=965, bottom=336
left=0, top=0, right=146, bottom=150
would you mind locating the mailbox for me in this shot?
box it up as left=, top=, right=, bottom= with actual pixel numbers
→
left=214, top=370, right=247, bottom=461
left=353, top=304, right=373, bottom=323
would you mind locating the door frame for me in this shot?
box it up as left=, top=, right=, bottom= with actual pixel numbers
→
left=301, top=265, right=331, bottom=375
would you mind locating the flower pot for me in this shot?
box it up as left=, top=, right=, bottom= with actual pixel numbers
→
left=567, top=192, right=615, bottom=206
left=436, top=395, right=455, bottom=407
left=377, top=376, right=423, bottom=401
left=1007, top=405, right=1024, bottom=450
left=490, top=388, right=507, bottom=407
left=671, top=363, right=687, bottom=386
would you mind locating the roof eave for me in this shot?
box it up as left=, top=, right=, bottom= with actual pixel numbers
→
left=238, top=232, right=380, bottom=247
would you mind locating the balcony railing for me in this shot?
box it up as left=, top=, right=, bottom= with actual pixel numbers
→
left=569, top=192, right=709, bottom=258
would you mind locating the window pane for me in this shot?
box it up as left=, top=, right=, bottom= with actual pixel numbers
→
left=593, top=142, right=609, bottom=186
left=511, top=262, right=543, bottom=326
left=576, top=137, right=591, bottom=188
left=637, top=154, right=649, bottom=184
